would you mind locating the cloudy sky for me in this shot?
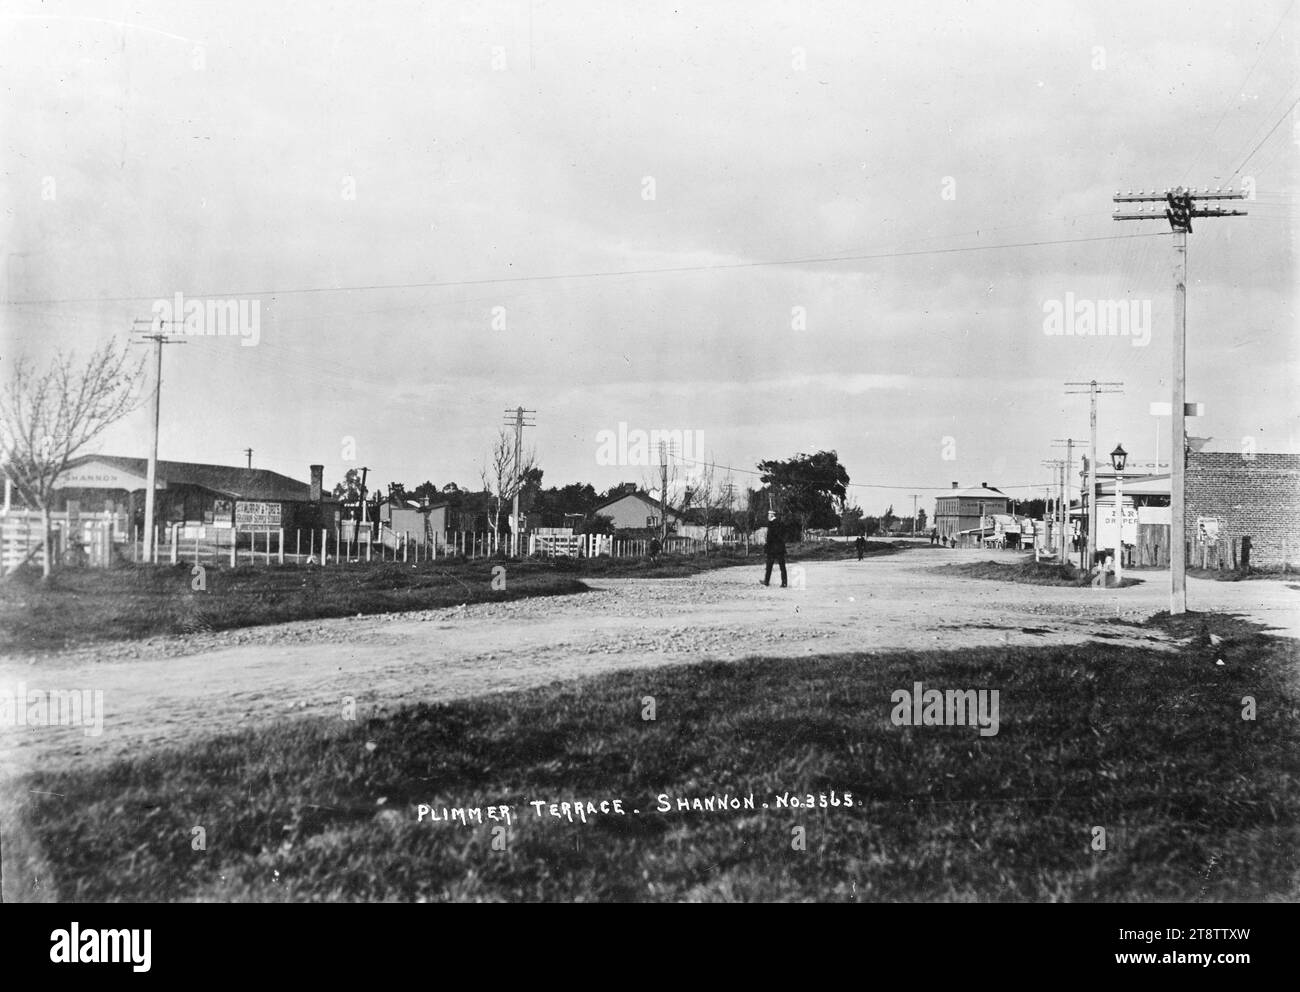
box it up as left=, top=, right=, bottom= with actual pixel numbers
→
left=3, top=0, right=1296, bottom=511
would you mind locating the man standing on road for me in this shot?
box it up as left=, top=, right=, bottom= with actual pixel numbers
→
left=761, top=511, right=787, bottom=587
left=854, top=535, right=866, bottom=561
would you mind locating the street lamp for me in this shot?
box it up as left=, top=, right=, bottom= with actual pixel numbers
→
left=1110, top=444, right=1127, bottom=586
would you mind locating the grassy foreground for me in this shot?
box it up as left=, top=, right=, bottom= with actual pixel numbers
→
left=13, top=612, right=1297, bottom=902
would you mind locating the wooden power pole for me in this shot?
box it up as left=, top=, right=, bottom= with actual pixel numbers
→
left=502, top=406, right=535, bottom=555
left=131, top=318, right=185, bottom=562
left=1066, top=380, right=1123, bottom=578
left=1113, top=185, right=1245, bottom=613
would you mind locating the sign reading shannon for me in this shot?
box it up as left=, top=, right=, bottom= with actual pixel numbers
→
left=53, top=461, right=151, bottom=490
left=235, top=501, right=282, bottom=527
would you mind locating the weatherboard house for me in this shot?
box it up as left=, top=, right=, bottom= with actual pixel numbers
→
left=591, top=485, right=682, bottom=533
left=50, top=454, right=340, bottom=535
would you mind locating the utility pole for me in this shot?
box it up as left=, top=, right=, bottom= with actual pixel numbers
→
left=658, top=440, right=670, bottom=543
left=1078, top=455, right=1089, bottom=571
left=910, top=493, right=919, bottom=536
left=357, top=466, right=369, bottom=540
left=244, top=448, right=253, bottom=470
left=502, top=407, right=536, bottom=556
left=1113, top=184, right=1246, bottom=614
left=131, top=318, right=185, bottom=562
left=1065, top=380, right=1123, bottom=578
left=1042, top=459, right=1066, bottom=563
left=1052, top=438, right=1080, bottom=565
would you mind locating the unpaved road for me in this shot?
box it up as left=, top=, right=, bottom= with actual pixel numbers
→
left=3, top=549, right=1298, bottom=776
left=3, top=550, right=1298, bottom=902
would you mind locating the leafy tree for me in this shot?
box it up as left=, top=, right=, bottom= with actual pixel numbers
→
left=757, top=450, right=850, bottom=536
left=578, top=513, right=615, bottom=535
left=882, top=504, right=897, bottom=532
left=331, top=468, right=363, bottom=503
left=840, top=505, right=865, bottom=536
left=411, top=480, right=441, bottom=504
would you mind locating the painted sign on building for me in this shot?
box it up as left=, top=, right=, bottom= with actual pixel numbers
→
left=53, top=462, right=152, bottom=490
left=235, top=501, right=282, bottom=528
left=1098, top=499, right=1138, bottom=547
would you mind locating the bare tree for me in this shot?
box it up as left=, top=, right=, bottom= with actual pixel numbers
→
left=480, top=427, right=536, bottom=548
left=0, top=341, right=144, bottom=578
left=640, top=457, right=691, bottom=535
left=690, top=459, right=720, bottom=555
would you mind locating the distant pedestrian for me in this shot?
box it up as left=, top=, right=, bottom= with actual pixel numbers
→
left=854, top=535, right=866, bottom=560
left=761, top=512, right=787, bottom=588
left=648, top=536, right=661, bottom=560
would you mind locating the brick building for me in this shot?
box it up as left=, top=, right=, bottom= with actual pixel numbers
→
left=1184, top=449, right=1300, bottom=568
left=933, top=482, right=1008, bottom=544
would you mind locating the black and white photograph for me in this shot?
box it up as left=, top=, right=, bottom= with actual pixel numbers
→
left=0, top=0, right=1296, bottom=953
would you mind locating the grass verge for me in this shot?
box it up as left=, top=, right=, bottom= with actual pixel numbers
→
left=937, top=557, right=1142, bottom=588
left=12, top=612, right=1296, bottom=902
left=0, top=560, right=587, bottom=654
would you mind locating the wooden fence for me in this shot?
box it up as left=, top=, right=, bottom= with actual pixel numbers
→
left=1, top=511, right=125, bottom=572
left=2, top=512, right=741, bottom=570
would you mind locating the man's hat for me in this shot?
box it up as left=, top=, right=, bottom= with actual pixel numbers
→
left=767, top=511, right=776, bottom=521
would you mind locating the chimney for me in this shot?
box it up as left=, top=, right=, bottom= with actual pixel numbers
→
left=981, top=482, right=987, bottom=489
left=951, top=481, right=959, bottom=489
left=310, top=464, right=323, bottom=502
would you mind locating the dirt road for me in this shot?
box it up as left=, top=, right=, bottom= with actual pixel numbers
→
left=4, top=550, right=1297, bottom=776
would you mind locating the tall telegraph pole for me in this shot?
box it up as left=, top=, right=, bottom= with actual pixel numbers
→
left=502, top=407, right=535, bottom=555
left=1052, top=437, right=1082, bottom=565
left=1042, top=459, right=1066, bottom=562
left=132, top=318, right=185, bottom=562
left=1113, top=185, right=1245, bottom=614
left=1065, top=380, right=1123, bottom=577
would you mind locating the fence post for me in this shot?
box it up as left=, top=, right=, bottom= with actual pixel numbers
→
left=133, top=525, right=138, bottom=563
left=170, top=525, right=177, bottom=564
left=279, top=527, right=285, bottom=564
left=230, top=529, right=237, bottom=567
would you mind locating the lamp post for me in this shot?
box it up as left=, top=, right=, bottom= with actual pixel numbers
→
left=1110, top=444, right=1127, bottom=587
